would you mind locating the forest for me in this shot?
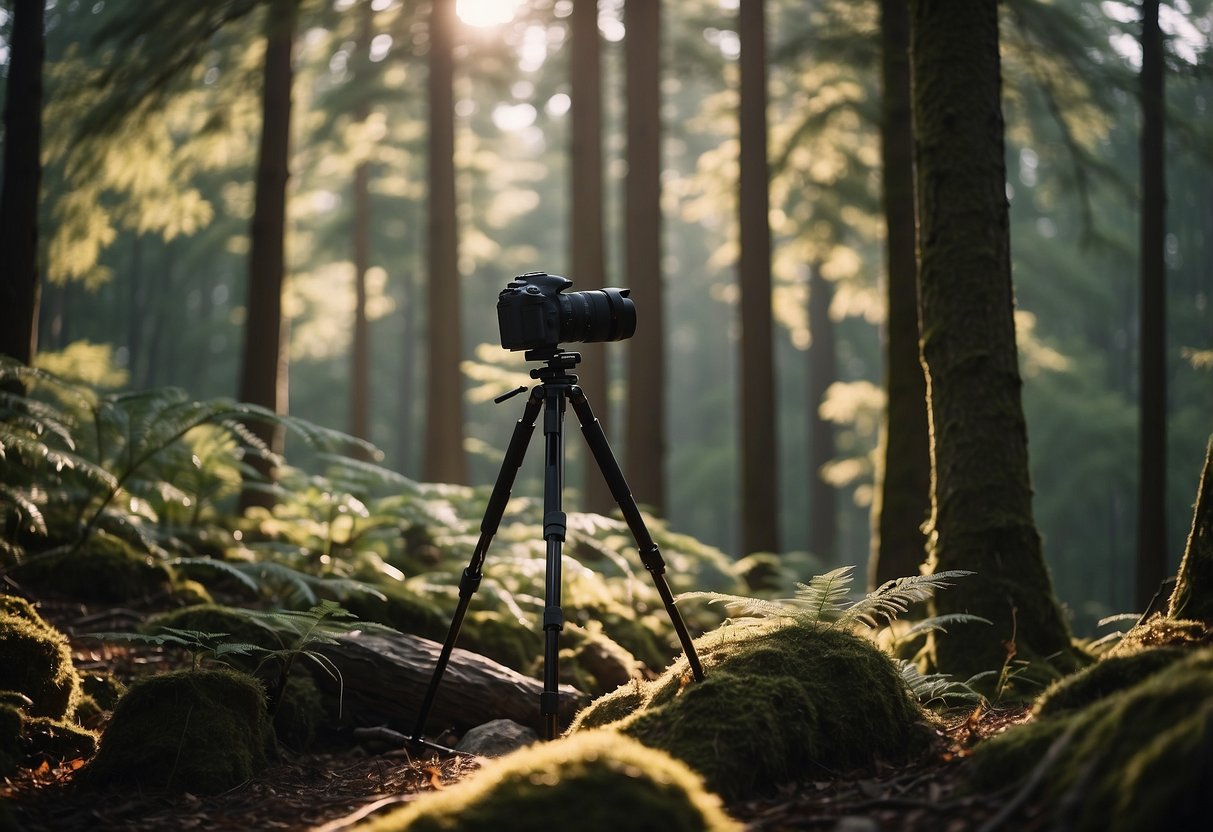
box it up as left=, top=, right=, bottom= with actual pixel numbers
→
left=1, top=0, right=1212, bottom=829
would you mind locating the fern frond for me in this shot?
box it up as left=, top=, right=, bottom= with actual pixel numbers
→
left=792, top=566, right=856, bottom=623
left=169, top=557, right=262, bottom=593
left=0, top=484, right=47, bottom=535
left=895, top=613, right=993, bottom=642
left=676, top=590, right=800, bottom=621
left=839, top=570, right=974, bottom=629
left=898, top=661, right=985, bottom=708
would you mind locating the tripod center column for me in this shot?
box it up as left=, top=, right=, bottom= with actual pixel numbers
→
left=540, top=382, right=569, bottom=738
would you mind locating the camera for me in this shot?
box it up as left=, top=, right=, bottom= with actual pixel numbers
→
left=497, top=272, right=636, bottom=352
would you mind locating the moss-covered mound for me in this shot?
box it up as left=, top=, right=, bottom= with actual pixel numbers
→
left=81, top=668, right=270, bottom=794
left=970, top=647, right=1213, bottom=832
left=0, top=701, right=98, bottom=776
left=0, top=703, right=21, bottom=777
left=12, top=534, right=174, bottom=602
left=0, top=596, right=81, bottom=719
left=569, top=622, right=932, bottom=801
left=1034, top=645, right=1187, bottom=717
left=359, top=730, right=740, bottom=832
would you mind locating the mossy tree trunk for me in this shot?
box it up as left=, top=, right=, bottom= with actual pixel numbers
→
left=1168, top=437, right=1213, bottom=622
left=910, top=0, right=1078, bottom=680
left=349, top=0, right=374, bottom=453
left=869, top=0, right=931, bottom=590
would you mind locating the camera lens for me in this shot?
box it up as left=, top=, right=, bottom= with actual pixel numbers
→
left=559, top=288, right=636, bottom=344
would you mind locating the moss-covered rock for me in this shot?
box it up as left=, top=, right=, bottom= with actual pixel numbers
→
left=12, top=534, right=174, bottom=602
left=970, top=647, right=1213, bottom=832
left=81, top=668, right=270, bottom=794
left=143, top=603, right=283, bottom=652
left=569, top=622, right=933, bottom=801
left=359, top=730, right=740, bottom=832
left=460, top=610, right=542, bottom=672
left=0, top=597, right=81, bottom=719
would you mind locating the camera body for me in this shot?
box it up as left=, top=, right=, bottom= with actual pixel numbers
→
left=497, top=272, right=636, bottom=352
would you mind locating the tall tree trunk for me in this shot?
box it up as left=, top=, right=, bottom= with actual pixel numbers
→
left=570, top=0, right=613, bottom=515
left=1136, top=0, right=1168, bottom=610
left=238, top=0, right=297, bottom=510
left=423, top=0, right=467, bottom=485
left=349, top=0, right=375, bottom=450
left=807, top=264, right=837, bottom=563
left=738, top=0, right=779, bottom=555
left=0, top=0, right=46, bottom=370
left=910, top=0, right=1079, bottom=680
left=1168, top=437, right=1213, bottom=622
left=623, top=0, right=666, bottom=514
left=869, top=0, right=930, bottom=589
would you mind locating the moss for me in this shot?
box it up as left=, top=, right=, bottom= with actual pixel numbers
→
left=81, top=668, right=270, bottom=794
left=0, top=595, right=41, bottom=623
left=271, top=672, right=326, bottom=751
left=0, top=603, right=81, bottom=719
left=1105, top=614, right=1211, bottom=657
left=569, top=622, right=932, bottom=801
left=360, top=730, right=740, bottom=832
left=555, top=625, right=638, bottom=696
left=970, top=648, right=1213, bottom=832
left=569, top=680, right=648, bottom=731
left=12, top=534, right=173, bottom=602
left=144, top=603, right=283, bottom=649
left=1034, top=646, right=1187, bottom=717
left=460, top=610, right=542, bottom=672
left=0, top=702, right=98, bottom=775
left=72, top=693, right=103, bottom=727
left=339, top=583, right=449, bottom=640
left=20, top=715, right=98, bottom=762
left=80, top=671, right=127, bottom=711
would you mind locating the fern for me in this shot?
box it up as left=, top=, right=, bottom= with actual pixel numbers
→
left=839, top=570, right=976, bottom=629
left=898, top=661, right=985, bottom=708
left=87, top=627, right=263, bottom=671
left=680, top=567, right=979, bottom=633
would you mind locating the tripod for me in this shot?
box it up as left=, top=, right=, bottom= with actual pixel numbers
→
left=411, top=348, right=705, bottom=742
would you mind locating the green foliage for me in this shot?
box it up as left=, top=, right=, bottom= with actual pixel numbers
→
left=362, top=731, right=741, bottom=832
left=81, top=667, right=270, bottom=794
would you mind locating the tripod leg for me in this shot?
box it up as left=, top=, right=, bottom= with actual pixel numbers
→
left=567, top=387, right=705, bottom=681
left=539, top=384, right=568, bottom=740
left=411, top=387, right=544, bottom=742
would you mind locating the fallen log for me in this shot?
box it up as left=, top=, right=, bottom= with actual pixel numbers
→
left=312, top=631, right=589, bottom=738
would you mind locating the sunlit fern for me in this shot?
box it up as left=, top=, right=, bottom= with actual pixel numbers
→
left=677, top=565, right=980, bottom=631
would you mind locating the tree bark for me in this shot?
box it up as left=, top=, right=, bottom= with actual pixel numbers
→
left=0, top=0, right=46, bottom=370
left=423, top=0, right=468, bottom=485
left=910, top=0, right=1078, bottom=679
left=1168, top=437, right=1213, bottom=622
left=570, top=0, right=613, bottom=515
left=807, top=264, right=837, bottom=563
left=238, top=0, right=297, bottom=511
left=623, top=0, right=666, bottom=515
left=1136, top=0, right=1168, bottom=610
left=738, top=0, right=779, bottom=555
left=869, top=0, right=931, bottom=589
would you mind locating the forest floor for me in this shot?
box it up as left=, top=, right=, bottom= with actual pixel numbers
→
left=2, top=602, right=1044, bottom=832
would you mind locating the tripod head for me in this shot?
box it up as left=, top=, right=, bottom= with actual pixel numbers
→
left=525, top=347, right=581, bottom=382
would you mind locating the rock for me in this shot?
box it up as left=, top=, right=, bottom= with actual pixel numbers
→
left=456, top=719, right=538, bottom=758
